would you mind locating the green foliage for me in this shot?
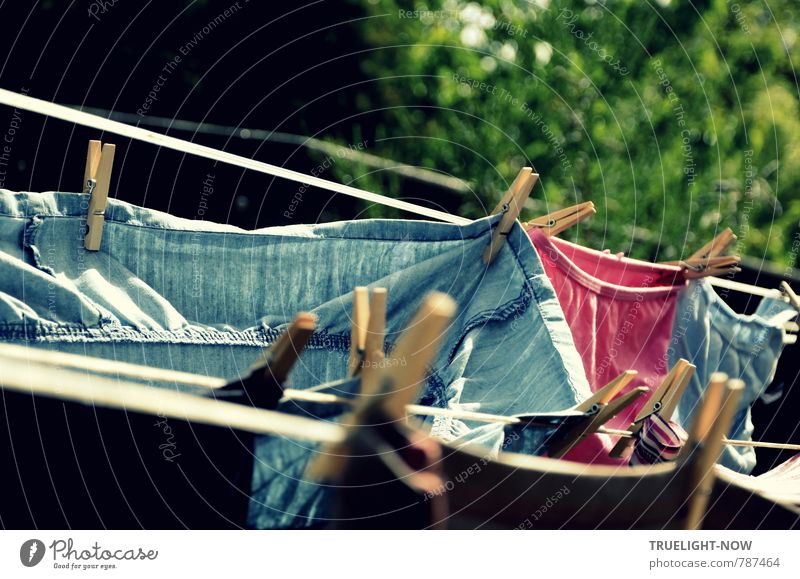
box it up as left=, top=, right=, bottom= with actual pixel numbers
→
left=325, top=0, right=800, bottom=266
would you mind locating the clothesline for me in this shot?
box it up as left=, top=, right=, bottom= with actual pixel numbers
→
left=74, top=105, right=472, bottom=194
left=707, top=275, right=785, bottom=299
left=3, top=344, right=798, bottom=453
left=0, top=89, right=790, bottom=304
left=0, top=88, right=470, bottom=225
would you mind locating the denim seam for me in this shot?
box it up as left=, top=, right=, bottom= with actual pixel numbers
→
left=0, top=319, right=350, bottom=349
left=442, top=284, right=533, bottom=367
left=0, top=318, right=449, bottom=405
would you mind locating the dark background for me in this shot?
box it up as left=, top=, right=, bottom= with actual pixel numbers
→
left=0, top=0, right=436, bottom=226
left=0, top=1, right=797, bottom=476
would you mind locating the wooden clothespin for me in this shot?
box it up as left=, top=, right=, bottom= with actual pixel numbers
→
left=347, top=287, right=370, bottom=377
left=307, top=292, right=456, bottom=479
left=663, top=228, right=740, bottom=278
left=83, top=140, right=116, bottom=251
left=219, top=312, right=316, bottom=409
left=781, top=281, right=800, bottom=310
left=573, top=370, right=638, bottom=413
left=682, top=374, right=743, bottom=529
left=547, top=371, right=644, bottom=458
left=378, top=291, right=456, bottom=419
left=688, top=228, right=737, bottom=261
left=780, top=282, right=800, bottom=345
left=657, top=361, right=695, bottom=423
left=361, top=288, right=387, bottom=395
left=676, top=256, right=742, bottom=279
left=608, top=359, right=695, bottom=459
left=523, top=201, right=596, bottom=237
left=483, top=168, right=538, bottom=265
left=347, top=287, right=388, bottom=395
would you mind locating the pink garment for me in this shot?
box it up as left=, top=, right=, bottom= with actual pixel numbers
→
left=528, top=229, right=687, bottom=464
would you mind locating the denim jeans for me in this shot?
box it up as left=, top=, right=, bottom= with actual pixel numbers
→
left=0, top=189, right=592, bottom=528
left=670, top=280, right=796, bottom=473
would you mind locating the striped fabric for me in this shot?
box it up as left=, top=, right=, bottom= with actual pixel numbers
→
left=630, top=414, right=689, bottom=466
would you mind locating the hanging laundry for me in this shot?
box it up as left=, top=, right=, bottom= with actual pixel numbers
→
left=669, top=279, right=797, bottom=473
left=715, top=453, right=800, bottom=506
left=528, top=228, right=687, bottom=464
left=0, top=189, right=594, bottom=528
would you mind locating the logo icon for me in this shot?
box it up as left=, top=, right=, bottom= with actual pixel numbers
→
left=20, top=539, right=45, bottom=567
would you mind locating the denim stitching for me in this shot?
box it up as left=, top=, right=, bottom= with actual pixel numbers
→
left=0, top=320, right=349, bottom=349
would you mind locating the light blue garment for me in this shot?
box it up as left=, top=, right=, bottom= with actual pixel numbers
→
left=0, top=189, right=593, bottom=527
left=669, top=280, right=796, bottom=473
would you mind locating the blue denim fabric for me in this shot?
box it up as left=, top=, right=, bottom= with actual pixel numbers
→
left=670, top=280, right=796, bottom=473
left=0, top=189, right=592, bottom=528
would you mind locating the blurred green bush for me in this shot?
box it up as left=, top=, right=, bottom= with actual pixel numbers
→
left=329, top=0, right=800, bottom=266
